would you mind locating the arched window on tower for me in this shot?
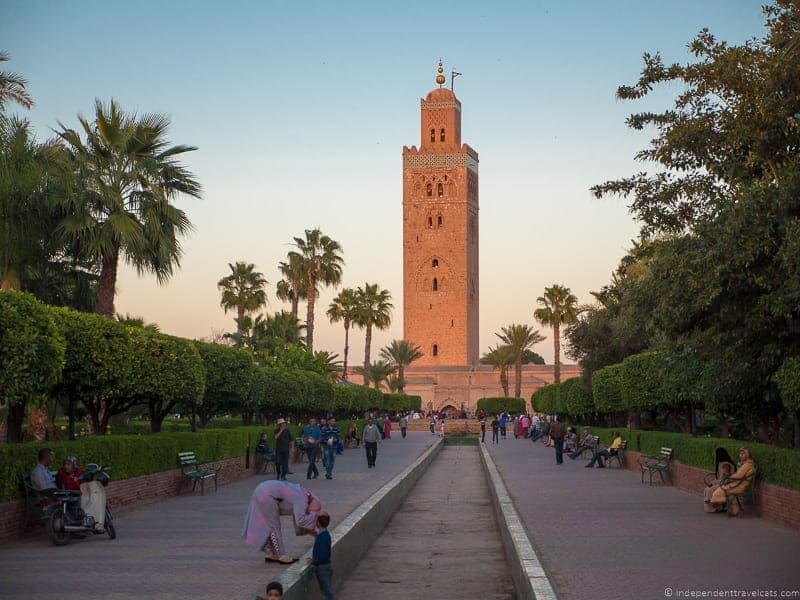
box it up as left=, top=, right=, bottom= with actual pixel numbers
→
left=437, top=183, right=443, bottom=197
left=426, top=183, right=432, bottom=197
left=437, top=215, right=443, bottom=227
left=432, top=259, right=439, bottom=268
left=432, top=344, right=439, bottom=357
left=430, top=128, right=436, bottom=143
left=432, top=277, right=438, bottom=291
left=440, top=128, right=445, bottom=142
left=427, top=216, right=433, bottom=228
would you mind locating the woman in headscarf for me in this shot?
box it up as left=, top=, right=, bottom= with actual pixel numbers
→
left=704, top=447, right=755, bottom=516
left=242, top=480, right=322, bottom=564
left=56, top=456, right=84, bottom=491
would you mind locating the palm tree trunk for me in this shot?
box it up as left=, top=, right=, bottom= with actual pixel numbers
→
left=237, top=306, right=245, bottom=335
left=291, top=293, right=299, bottom=319
left=0, top=267, right=20, bottom=291
left=554, top=322, right=561, bottom=383
left=501, top=368, right=509, bottom=397
left=97, top=246, right=120, bottom=318
left=398, top=365, right=405, bottom=393
left=306, top=273, right=316, bottom=350
left=515, top=357, right=522, bottom=398
left=5, top=402, right=25, bottom=443
left=364, top=323, right=373, bottom=386
left=342, top=321, right=350, bottom=381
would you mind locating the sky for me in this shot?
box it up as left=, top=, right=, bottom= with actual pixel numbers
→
left=2, top=1, right=767, bottom=365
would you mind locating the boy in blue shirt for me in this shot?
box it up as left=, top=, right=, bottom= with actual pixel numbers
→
left=308, top=511, right=333, bottom=599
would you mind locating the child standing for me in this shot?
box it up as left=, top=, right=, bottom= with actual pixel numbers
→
left=309, top=511, right=333, bottom=600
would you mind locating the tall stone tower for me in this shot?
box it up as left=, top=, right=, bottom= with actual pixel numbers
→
left=402, top=62, right=479, bottom=367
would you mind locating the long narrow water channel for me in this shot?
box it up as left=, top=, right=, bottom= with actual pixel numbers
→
left=337, top=444, right=516, bottom=599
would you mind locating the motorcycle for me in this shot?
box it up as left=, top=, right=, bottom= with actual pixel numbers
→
left=46, top=464, right=116, bottom=546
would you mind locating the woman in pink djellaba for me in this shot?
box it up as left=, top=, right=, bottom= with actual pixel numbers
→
left=242, top=480, right=322, bottom=564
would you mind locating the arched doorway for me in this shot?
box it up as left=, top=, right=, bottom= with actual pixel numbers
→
left=438, top=403, right=458, bottom=418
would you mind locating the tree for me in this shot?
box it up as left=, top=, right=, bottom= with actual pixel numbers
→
left=289, top=228, right=344, bottom=350
left=353, top=360, right=396, bottom=391
left=327, top=288, right=358, bottom=381
left=276, top=252, right=307, bottom=319
left=496, top=324, right=546, bottom=399
left=116, top=313, right=160, bottom=331
left=217, top=262, right=268, bottom=335
left=354, top=282, right=393, bottom=386
left=380, top=339, right=423, bottom=393
left=56, top=99, right=201, bottom=317
left=480, top=344, right=515, bottom=397
left=0, top=51, right=33, bottom=111
left=534, top=284, right=579, bottom=383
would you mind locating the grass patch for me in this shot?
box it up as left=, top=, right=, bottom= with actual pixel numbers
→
left=443, top=435, right=479, bottom=446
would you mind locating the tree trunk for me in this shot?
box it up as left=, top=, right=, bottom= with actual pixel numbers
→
left=5, top=402, right=25, bottom=443
left=794, top=410, right=799, bottom=450
left=149, top=402, right=164, bottom=433
left=720, top=418, right=730, bottom=439
left=237, top=306, right=245, bottom=335
left=0, top=267, right=20, bottom=291
left=553, top=322, right=561, bottom=384
left=291, top=293, right=299, bottom=319
left=500, top=368, right=509, bottom=397
left=96, top=246, right=120, bottom=318
left=68, top=395, right=76, bottom=441
left=342, top=321, right=350, bottom=381
left=398, top=365, right=405, bottom=393
left=306, top=272, right=316, bottom=350
left=514, top=357, right=522, bottom=398
left=364, top=323, right=373, bottom=386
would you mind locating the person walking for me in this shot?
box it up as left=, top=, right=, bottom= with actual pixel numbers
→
left=499, top=413, right=508, bottom=439
left=274, top=418, right=293, bottom=480
left=309, top=512, right=333, bottom=600
left=480, top=416, right=487, bottom=443
left=549, top=418, right=565, bottom=464
left=383, top=415, right=392, bottom=439
left=320, top=416, right=340, bottom=480
left=362, top=417, right=381, bottom=468
left=429, top=416, right=436, bottom=435
left=302, top=417, right=321, bottom=479
left=491, top=416, right=500, bottom=444
left=399, top=414, right=408, bottom=438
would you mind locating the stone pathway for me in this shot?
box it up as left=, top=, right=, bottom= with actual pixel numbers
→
left=338, top=444, right=516, bottom=599
left=0, top=433, right=435, bottom=600
left=487, top=436, right=800, bottom=600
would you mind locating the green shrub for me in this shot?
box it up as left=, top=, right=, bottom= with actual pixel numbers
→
left=564, top=377, right=593, bottom=416
left=775, top=356, right=800, bottom=414
left=532, top=383, right=565, bottom=415
left=194, top=341, right=254, bottom=425
left=477, top=397, right=525, bottom=415
left=0, top=291, right=65, bottom=441
left=382, top=393, right=422, bottom=413
left=620, top=352, right=667, bottom=411
left=592, top=363, right=624, bottom=412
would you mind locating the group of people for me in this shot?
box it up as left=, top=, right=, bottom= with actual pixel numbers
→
left=29, top=447, right=108, bottom=533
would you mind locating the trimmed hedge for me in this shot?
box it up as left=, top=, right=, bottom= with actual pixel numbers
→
left=532, top=383, right=565, bottom=415
left=382, top=393, right=422, bottom=413
left=564, top=377, right=593, bottom=416
left=592, top=363, right=624, bottom=413
left=0, top=420, right=363, bottom=502
left=477, top=397, right=526, bottom=415
left=564, top=424, right=800, bottom=492
left=775, top=356, right=800, bottom=413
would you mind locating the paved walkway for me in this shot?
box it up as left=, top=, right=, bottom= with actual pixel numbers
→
left=0, top=432, right=436, bottom=600
left=487, top=436, right=800, bottom=600
left=338, top=445, right=515, bottom=599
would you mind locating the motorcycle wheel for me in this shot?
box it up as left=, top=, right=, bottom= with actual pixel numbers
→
left=105, top=509, right=116, bottom=539
left=47, top=512, right=71, bottom=546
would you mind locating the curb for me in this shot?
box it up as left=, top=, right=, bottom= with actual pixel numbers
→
left=479, top=442, right=559, bottom=600
left=256, top=437, right=444, bottom=600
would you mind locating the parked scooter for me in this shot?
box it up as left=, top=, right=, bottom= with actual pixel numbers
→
left=46, top=464, right=116, bottom=545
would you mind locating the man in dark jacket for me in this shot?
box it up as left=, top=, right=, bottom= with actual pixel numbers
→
left=549, top=418, right=565, bottom=465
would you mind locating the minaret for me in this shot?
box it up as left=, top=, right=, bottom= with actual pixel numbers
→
left=402, top=61, right=479, bottom=367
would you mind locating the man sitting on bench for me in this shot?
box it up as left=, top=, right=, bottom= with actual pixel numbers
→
left=31, top=448, right=56, bottom=491
left=585, top=432, right=623, bottom=468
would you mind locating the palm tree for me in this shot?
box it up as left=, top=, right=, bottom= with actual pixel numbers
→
left=217, top=262, right=268, bottom=335
left=116, top=313, right=160, bottom=331
left=276, top=252, right=307, bottom=318
left=354, top=282, right=393, bottom=386
left=56, top=99, right=201, bottom=317
left=289, top=228, right=344, bottom=350
left=327, top=288, right=359, bottom=381
left=480, top=344, right=515, bottom=397
left=380, top=339, right=423, bottom=393
left=251, top=311, right=305, bottom=355
left=496, top=324, right=546, bottom=398
left=314, top=350, right=343, bottom=383
left=0, top=51, right=33, bottom=110
left=353, top=360, right=396, bottom=391
left=534, top=284, right=579, bottom=383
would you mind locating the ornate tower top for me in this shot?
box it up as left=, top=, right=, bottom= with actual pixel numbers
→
left=436, top=59, right=446, bottom=87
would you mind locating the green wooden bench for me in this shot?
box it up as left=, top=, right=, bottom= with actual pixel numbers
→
left=254, top=446, right=276, bottom=474
left=725, top=468, right=758, bottom=517
left=606, top=440, right=627, bottom=468
left=638, top=447, right=672, bottom=485
left=21, top=474, right=52, bottom=534
left=177, top=452, right=219, bottom=496
left=580, top=435, right=600, bottom=460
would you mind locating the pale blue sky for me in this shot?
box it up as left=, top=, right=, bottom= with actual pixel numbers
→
left=2, top=1, right=766, bottom=363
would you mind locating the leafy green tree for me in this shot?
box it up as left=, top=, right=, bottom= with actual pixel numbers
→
left=353, top=360, right=396, bottom=391
left=521, top=349, right=545, bottom=365
left=0, top=51, right=33, bottom=111
left=276, top=253, right=308, bottom=319
left=217, top=262, right=267, bottom=336
left=534, top=284, right=579, bottom=383
left=480, top=344, right=514, bottom=397
left=194, top=341, right=254, bottom=427
left=0, top=291, right=65, bottom=441
left=289, top=228, right=344, bottom=350
left=379, top=339, right=423, bottom=393
left=56, top=99, right=201, bottom=317
left=327, top=288, right=359, bottom=381
left=496, top=324, right=545, bottom=399
left=354, top=282, right=393, bottom=385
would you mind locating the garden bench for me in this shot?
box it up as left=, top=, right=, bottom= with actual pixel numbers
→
left=177, top=452, right=219, bottom=496
left=725, top=468, right=758, bottom=516
left=254, top=447, right=276, bottom=475
left=21, top=474, right=52, bottom=533
left=581, top=436, right=600, bottom=459
left=639, top=447, right=672, bottom=485
left=606, top=440, right=627, bottom=468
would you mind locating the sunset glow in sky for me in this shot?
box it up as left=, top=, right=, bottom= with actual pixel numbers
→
left=2, top=1, right=766, bottom=364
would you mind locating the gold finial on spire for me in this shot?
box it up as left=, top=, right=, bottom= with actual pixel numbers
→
left=436, top=59, right=446, bottom=87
